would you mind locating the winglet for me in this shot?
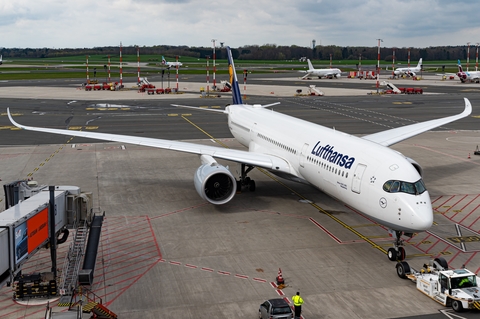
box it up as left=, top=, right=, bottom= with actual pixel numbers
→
left=226, top=46, right=243, bottom=105
left=7, top=108, right=23, bottom=129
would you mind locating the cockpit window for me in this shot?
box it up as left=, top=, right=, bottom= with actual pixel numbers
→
left=382, top=179, right=427, bottom=195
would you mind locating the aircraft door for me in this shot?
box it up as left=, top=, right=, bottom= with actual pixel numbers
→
left=299, top=143, right=309, bottom=168
left=351, top=163, right=367, bottom=194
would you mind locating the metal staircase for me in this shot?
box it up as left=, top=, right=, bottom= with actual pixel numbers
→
left=58, top=219, right=89, bottom=299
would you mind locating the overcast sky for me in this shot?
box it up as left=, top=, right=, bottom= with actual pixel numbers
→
left=1, top=0, right=478, bottom=49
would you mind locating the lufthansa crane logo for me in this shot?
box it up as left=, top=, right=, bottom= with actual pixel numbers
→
left=379, top=197, right=387, bottom=208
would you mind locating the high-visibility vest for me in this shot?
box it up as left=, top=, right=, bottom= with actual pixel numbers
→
left=292, top=295, right=304, bottom=306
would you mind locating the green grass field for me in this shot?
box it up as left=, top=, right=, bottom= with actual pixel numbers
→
left=0, top=55, right=463, bottom=81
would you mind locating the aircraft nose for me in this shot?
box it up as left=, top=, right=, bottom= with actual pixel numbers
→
left=410, top=195, right=433, bottom=232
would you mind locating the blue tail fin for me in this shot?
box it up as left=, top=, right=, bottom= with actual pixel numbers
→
left=226, top=46, right=243, bottom=105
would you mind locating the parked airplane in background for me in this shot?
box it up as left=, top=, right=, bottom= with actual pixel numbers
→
left=389, top=58, right=423, bottom=77
left=161, top=56, right=182, bottom=68
left=7, top=47, right=472, bottom=262
left=301, top=59, right=342, bottom=79
left=457, top=59, right=480, bottom=83
left=0, top=55, right=2, bottom=65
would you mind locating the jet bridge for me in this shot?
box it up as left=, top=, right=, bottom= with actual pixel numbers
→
left=0, top=181, right=92, bottom=295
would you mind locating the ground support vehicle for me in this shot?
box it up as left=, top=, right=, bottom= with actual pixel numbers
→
left=396, top=258, right=480, bottom=312
left=259, top=298, right=293, bottom=319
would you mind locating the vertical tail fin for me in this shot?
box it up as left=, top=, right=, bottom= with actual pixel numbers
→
left=417, top=58, right=422, bottom=68
left=458, top=59, right=463, bottom=72
left=307, top=59, right=314, bottom=70
left=226, top=46, right=243, bottom=105
left=161, top=56, right=166, bottom=64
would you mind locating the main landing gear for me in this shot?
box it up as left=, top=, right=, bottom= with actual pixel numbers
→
left=387, top=230, right=410, bottom=261
left=237, top=163, right=256, bottom=192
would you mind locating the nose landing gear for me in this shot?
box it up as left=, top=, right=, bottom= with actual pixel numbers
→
left=387, top=230, right=411, bottom=261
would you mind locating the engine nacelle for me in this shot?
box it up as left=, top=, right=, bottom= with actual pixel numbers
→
left=194, top=156, right=237, bottom=205
left=335, top=73, right=341, bottom=79
left=405, top=157, right=423, bottom=177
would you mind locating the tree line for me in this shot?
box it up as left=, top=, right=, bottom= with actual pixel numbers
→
left=0, top=44, right=474, bottom=62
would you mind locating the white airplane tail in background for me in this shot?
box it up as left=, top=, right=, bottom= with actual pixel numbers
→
left=307, top=59, right=314, bottom=70
left=417, top=58, right=423, bottom=68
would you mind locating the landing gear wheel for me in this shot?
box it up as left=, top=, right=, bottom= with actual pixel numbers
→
left=434, top=257, right=448, bottom=270
left=388, top=248, right=397, bottom=261
left=396, top=261, right=410, bottom=279
left=398, top=247, right=406, bottom=261
left=452, top=300, right=464, bottom=312
left=248, top=180, right=256, bottom=192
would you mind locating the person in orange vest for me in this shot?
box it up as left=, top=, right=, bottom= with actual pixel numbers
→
left=292, top=291, right=304, bottom=319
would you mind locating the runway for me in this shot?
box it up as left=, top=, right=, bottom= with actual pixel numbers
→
left=0, top=75, right=480, bottom=318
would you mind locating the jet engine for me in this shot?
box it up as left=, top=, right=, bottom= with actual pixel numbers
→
left=194, top=155, right=237, bottom=205
left=335, top=73, right=341, bottom=79
left=405, top=157, right=423, bottom=177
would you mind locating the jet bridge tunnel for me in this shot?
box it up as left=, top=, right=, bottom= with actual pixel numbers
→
left=0, top=181, right=93, bottom=297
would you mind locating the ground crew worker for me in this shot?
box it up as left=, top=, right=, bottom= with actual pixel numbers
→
left=292, top=291, right=304, bottom=319
left=458, top=277, right=471, bottom=288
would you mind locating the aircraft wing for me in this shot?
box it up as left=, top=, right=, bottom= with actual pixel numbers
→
left=362, top=98, right=472, bottom=146
left=7, top=109, right=289, bottom=171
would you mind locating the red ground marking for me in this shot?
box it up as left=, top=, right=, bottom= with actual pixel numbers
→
left=433, top=195, right=456, bottom=212
left=276, top=289, right=285, bottom=296
left=448, top=195, right=469, bottom=220
left=104, top=259, right=161, bottom=307
left=253, top=278, right=267, bottom=283
left=201, top=267, right=214, bottom=272
left=309, top=218, right=342, bottom=244
left=185, top=264, right=198, bottom=269
left=447, top=250, right=462, bottom=265
left=218, top=271, right=230, bottom=276
left=414, top=234, right=432, bottom=248
left=425, top=238, right=442, bottom=254
left=169, top=261, right=181, bottom=266
left=468, top=210, right=480, bottom=228
left=458, top=200, right=480, bottom=225
left=235, top=274, right=248, bottom=279
left=462, top=252, right=478, bottom=268
left=270, top=282, right=277, bottom=289
left=431, top=195, right=444, bottom=204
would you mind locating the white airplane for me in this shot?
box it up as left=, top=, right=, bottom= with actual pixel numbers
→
left=457, top=59, right=480, bottom=83
left=390, top=58, right=423, bottom=77
left=0, top=55, right=2, bottom=65
left=7, top=47, right=472, bottom=262
left=161, top=55, right=182, bottom=68
left=301, top=59, right=342, bottom=79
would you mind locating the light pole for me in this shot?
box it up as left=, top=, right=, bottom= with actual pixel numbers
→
left=376, top=39, right=383, bottom=93
left=467, top=42, right=471, bottom=71
left=212, top=39, right=217, bottom=90
left=476, top=43, right=479, bottom=71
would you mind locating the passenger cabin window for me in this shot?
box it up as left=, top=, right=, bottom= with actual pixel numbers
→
left=382, top=179, right=427, bottom=195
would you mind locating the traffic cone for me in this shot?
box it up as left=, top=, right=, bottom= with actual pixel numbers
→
left=276, top=268, right=284, bottom=285
left=468, top=153, right=471, bottom=159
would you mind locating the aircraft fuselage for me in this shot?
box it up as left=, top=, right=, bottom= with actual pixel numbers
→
left=227, top=104, right=433, bottom=233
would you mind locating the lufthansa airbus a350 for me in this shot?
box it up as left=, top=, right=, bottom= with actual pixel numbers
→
left=7, top=47, right=472, bottom=261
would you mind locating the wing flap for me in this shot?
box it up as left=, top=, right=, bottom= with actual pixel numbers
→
left=362, top=98, right=472, bottom=146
